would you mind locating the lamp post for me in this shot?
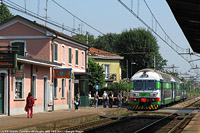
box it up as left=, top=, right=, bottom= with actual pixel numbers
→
left=131, top=62, right=136, bottom=77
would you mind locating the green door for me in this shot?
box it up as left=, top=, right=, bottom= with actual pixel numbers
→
left=0, top=74, right=4, bottom=114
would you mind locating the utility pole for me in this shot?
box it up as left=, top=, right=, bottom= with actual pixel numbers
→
left=126, top=58, right=128, bottom=92
left=163, top=64, right=179, bottom=75
left=45, top=0, right=48, bottom=26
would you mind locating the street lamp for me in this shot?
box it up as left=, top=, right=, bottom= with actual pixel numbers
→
left=131, top=62, right=136, bottom=77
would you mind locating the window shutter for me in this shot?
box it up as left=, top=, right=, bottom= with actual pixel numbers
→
left=54, top=44, right=58, bottom=61
left=76, top=50, right=78, bottom=65
left=69, top=48, right=72, bottom=63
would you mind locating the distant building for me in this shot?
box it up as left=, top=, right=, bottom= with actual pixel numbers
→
left=88, top=47, right=124, bottom=87
left=0, top=15, right=89, bottom=115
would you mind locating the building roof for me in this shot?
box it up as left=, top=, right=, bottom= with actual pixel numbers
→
left=18, top=55, right=62, bottom=67
left=0, top=15, right=90, bottom=48
left=166, top=0, right=200, bottom=53
left=89, top=47, right=124, bottom=60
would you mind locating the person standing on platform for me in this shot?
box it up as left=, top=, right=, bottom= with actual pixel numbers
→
left=102, top=91, right=108, bottom=108
left=108, top=91, right=114, bottom=108
left=75, top=91, right=80, bottom=110
left=88, top=91, right=92, bottom=107
left=94, top=91, right=99, bottom=108
left=118, top=91, right=123, bottom=108
left=26, top=92, right=35, bottom=118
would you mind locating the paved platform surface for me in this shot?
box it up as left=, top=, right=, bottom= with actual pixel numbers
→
left=0, top=105, right=127, bottom=131
left=182, top=112, right=200, bottom=133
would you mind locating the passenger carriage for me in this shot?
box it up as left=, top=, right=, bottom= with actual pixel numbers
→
left=130, top=69, right=186, bottom=110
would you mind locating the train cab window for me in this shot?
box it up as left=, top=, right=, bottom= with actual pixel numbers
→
left=134, top=80, right=143, bottom=90
left=146, top=80, right=156, bottom=90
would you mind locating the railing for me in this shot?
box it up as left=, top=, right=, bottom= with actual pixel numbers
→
left=104, top=73, right=117, bottom=81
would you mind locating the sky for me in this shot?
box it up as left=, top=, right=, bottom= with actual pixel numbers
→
left=3, top=0, right=200, bottom=79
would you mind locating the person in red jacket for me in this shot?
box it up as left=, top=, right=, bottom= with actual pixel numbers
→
left=26, top=92, right=35, bottom=118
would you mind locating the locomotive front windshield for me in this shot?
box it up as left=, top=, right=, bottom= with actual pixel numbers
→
left=133, top=80, right=156, bottom=90
left=134, top=80, right=143, bottom=90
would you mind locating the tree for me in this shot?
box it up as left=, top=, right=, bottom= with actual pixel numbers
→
left=0, top=2, right=14, bottom=23
left=93, top=33, right=119, bottom=53
left=88, top=58, right=105, bottom=91
left=114, top=28, right=167, bottom=78
left=72, top=33, right=96, bottom=45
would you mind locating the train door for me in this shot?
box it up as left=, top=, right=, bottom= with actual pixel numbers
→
left=174, top=83, right=176, bottom=102
left=171, top=83, right=174, bottom=102
left=43, top=77, right=48, bottom=111
left=161, top=82, right=164, bottom=104
left=0, top=74, right=5, bottom=114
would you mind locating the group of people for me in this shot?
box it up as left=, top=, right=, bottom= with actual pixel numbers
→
left=24, top=90, right=123, bottom=118
left=89, top=90, right=123, bottom=108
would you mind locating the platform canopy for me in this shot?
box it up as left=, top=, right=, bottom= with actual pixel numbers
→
left=166, top=0, right=200, bottom=53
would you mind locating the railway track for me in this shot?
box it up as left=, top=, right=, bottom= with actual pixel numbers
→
left=51, top=97, right=200, bottom=132
left=84, top=98, right=200, bottom=133
left=134, top=99, right=200, bottom=133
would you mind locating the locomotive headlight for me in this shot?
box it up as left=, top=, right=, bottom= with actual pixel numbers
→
left=133, top=98, right=138, bottom=102
left=151, top=98, right=156, bottom=102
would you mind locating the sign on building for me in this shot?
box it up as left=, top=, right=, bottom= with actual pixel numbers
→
left=0, top=53, right=17, bottom=69
left=54, top=68, right=72, bottom=78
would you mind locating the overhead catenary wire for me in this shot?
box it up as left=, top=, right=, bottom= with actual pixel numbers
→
left=117, top=0, right=199, bottom=76
left=51, top=0, right=105, bottom=35
left=143, top=0, right=200, bottom=62
left=4, top=0, right=85, bottom=35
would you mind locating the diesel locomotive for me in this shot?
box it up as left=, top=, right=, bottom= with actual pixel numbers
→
left=130, top=69, right=187, bottom=110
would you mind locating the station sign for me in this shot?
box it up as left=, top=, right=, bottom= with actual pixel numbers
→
left=95, top=85, right=99, bottom=90
left=0, top=53, right=17, bottom=69
left=15, top=64, right=24, bottom=79
left=54, top=68, right=72, bottom=78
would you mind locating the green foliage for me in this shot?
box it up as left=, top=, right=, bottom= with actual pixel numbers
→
left=73, top=28, right=167, bottom=79
left=0, top=2, right=14, bottom=23
left=72, top=33, right=95, bottom=45
left=114, top=28, right=167, bottom=78
left=99, top=82, right=131, bottom=96
left=93, top=33, right=119, bottom=53
left=88, top=58, right=105, bottom=90
left=91, top=28, right=167, bottom=78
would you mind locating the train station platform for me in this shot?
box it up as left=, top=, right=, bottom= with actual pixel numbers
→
left=0, top=106, right=128, bottom=131
left=182, top=111, right=200, bottom=132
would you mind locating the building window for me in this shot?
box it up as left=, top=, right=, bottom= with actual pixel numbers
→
left=62, top=79, right=65, bottom=98
left=75, top=49, right=78, bottom=66
left=103, top=64, right=110, bottom=79
left=11, top=41, right=26, bottom=56
left=54, top=78, right=57, bottom=99
left=68, top=47, right=72, bottom=64
left=82, top=51, right=84, bottom=67
left=62, top=44, right=65, bottom=64
left=15, top=81, right=23, bottom=99
left=53, top=43, right=58, bottom=62
left=32, top=74, right=37, bottom=99
left=15, top=63, right=25, bottom=99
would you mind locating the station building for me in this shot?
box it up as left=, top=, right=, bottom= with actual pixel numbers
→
left=0, top=15, right=90, bottom=115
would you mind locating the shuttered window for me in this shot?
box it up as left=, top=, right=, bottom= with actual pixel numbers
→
left=75, top=49, right=78, bottom=66
left=69, top=47, right=72, bottom=64
left=54, top=43, right=58, bottom=62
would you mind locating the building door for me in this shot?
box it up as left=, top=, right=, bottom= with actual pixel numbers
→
left=0, top=74, right=5, bottom=114
left=69, top=79, right=72, bottom=108
left=43, top=77, right=48, bottom=110
left=161, top=82, right=164, bottom=104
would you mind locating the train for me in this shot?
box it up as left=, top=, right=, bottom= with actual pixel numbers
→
left=130, top=68, right=187, bottom=110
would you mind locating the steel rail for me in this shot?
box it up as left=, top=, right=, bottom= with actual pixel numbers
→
left=168, top=104, right=199, bottom=133
left=134, top=98, right=200, bottom=133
